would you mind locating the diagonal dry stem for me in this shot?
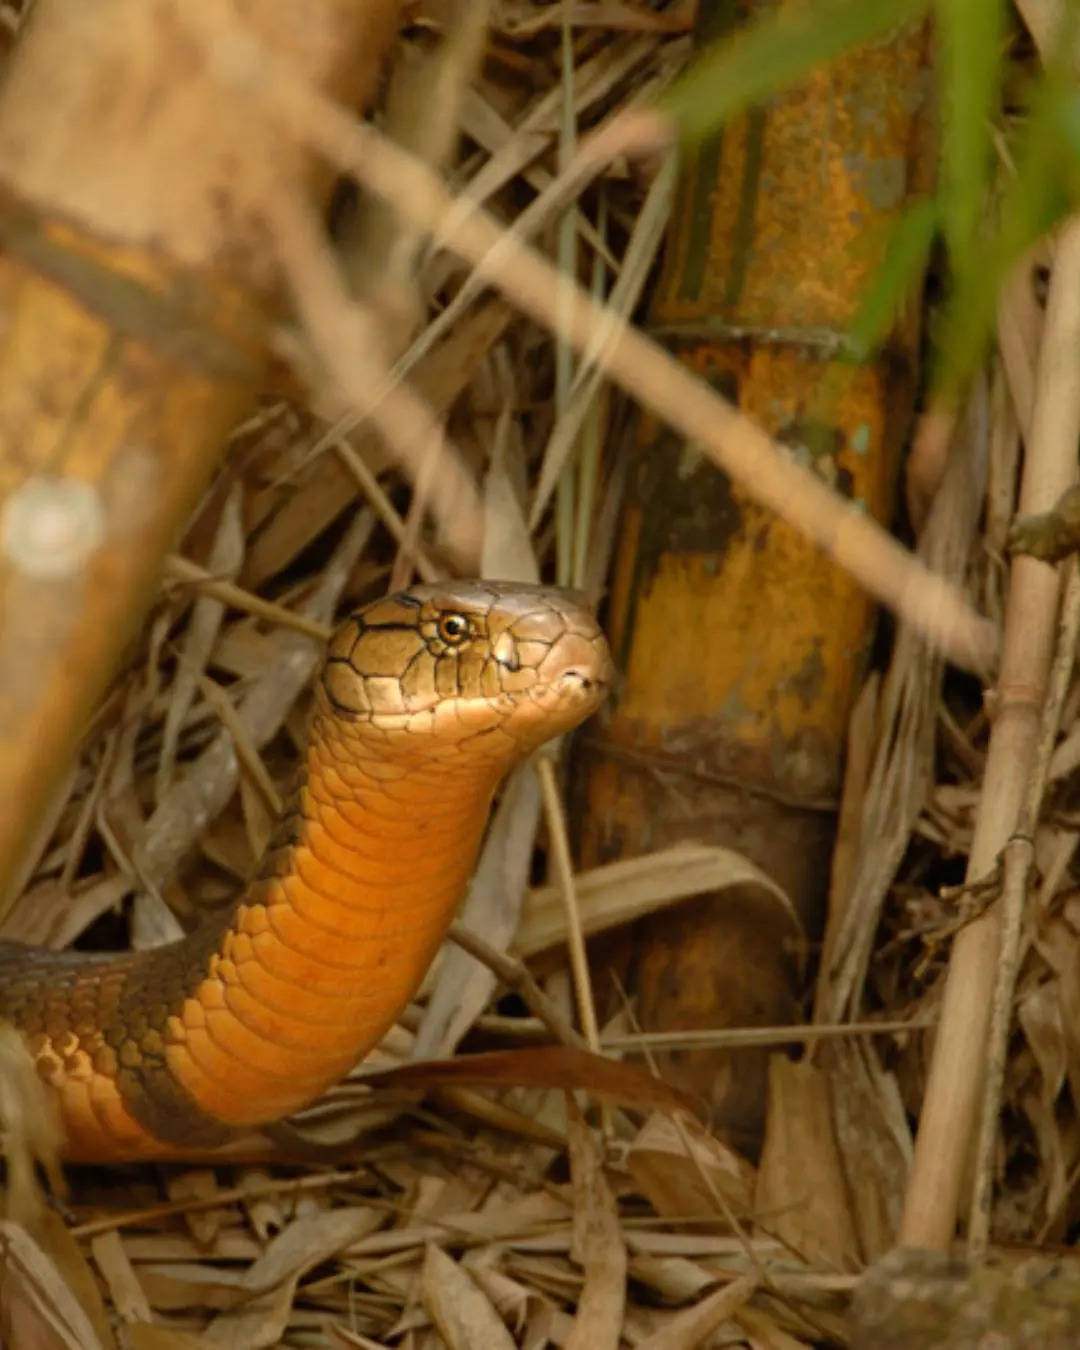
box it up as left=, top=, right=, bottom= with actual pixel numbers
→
left=182, top=0, right=997, bottom=675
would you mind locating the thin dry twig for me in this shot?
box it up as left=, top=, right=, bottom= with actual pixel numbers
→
left=447, top=919, right=588, bottom=1051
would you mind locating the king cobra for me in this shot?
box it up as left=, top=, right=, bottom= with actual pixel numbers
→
left=0, top=582, right=612, bottom=1161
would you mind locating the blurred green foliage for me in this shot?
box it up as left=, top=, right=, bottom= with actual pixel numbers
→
left=656, top=0, right=1079, bottom=394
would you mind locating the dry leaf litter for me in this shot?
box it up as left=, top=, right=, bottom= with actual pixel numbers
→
left=0, top=2, right=1071, bottom=1348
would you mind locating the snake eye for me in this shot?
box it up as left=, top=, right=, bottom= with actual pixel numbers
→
left=436, top=612, right=470, bottom=646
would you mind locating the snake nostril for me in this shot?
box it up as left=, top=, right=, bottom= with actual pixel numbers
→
left=492, top=631, right=520, bottom=671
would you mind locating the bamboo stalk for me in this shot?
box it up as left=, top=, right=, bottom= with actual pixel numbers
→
left=0, top=0, right=401, bottom=910
left=899, top=218, right=1080, bottom=1249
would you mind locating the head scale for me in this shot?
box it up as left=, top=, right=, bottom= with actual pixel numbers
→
left=320, top=581, right=612, bottom=765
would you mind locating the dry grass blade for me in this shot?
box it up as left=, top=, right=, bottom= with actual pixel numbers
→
left=157, top=488, right=244, bottom=798
left=0, top=1026, right=64, bottom=1229
left=447, top=919, right=587, bottom=1049
left=263, top=166, right=482, bottom=570
left=530, top=147, right=677, bottom=527
left=817, top=391, right=988, bottom=1025
left=537, top=753, right=600, bottom=1050
left=968, top=559, right=1080, bottom=1256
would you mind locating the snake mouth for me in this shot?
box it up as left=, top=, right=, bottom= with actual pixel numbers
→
left=558, top=668, right=608, bottom=694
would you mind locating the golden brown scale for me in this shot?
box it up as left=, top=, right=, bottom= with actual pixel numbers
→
left=0, top=582, right=612, bottom=1161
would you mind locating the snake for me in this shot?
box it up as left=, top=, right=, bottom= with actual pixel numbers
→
left=0, top=581, right=612, bottom=1161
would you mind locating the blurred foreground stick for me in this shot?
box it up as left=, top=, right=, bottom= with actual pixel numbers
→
left=0, top=0, right=400, bottom=908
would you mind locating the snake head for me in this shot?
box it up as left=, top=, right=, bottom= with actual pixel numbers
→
left=320, top=581, right=613, bottom=767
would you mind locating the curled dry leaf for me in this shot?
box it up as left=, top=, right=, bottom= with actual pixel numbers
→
left=516, top=841, right=800, bottom=958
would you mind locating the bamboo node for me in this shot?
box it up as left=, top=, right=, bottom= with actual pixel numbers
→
left=982, top=681, right=1047, bottom=721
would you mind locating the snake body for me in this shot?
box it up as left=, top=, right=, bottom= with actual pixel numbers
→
left=0, top=582, right=611, bottom=1161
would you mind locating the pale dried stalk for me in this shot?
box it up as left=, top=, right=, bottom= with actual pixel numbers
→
left=603, top=1017, right=932, bottom=1053
left=330, top=440, right=439, bottom=582
left=261, top=167, right=482, bottom=571
left=967, top=561, right=1080, bottom=1258
left=186, top=0, right=996, bottom=675
left=448, top=920, right=587, bottom=1050
left=537, top=753, right=600, bottom=1051
left=900, top=218, right=1080, bottom=1249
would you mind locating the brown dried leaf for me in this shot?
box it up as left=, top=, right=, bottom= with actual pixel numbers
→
left=564, top=1099, right=625, bottom=1350
left=421, top=1244, right=516, bottom=1350
left=167, top=1169, right=228, bottom=1248
left=0, top=1220, right=107, bottom=1350
left=755, top=1056, right=860, bottom=1271
left=89, top=1230, right=151, bottom=1325
left=127, top=1329, right=209, bottom=1350
left=627, top=1112, right=755, bottom=1222
left=634, top=1273, right=758, bottom=1350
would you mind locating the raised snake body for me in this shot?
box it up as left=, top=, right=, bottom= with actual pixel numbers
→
left=0, top=582, right=612, bottom=1161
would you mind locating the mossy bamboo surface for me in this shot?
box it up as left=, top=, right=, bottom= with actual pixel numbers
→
left=579, top=3, right=932, bottom=1142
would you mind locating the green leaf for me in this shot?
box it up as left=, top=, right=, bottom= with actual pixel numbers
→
left=935, top=68, right=1074, bottom=392
left=936, top=0, right=1006, bottom=266
left=657, top=0, right=930, bottom=146
left=848, top=199, right=940, bottom=360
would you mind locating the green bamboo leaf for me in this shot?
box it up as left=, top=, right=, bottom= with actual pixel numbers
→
left=936, top=0, right=1006, bottom=266
left=848, top=199, right=940, bottom=360
left=935, top=72, right=1074, bottom=392
left=656, top=0, right=930, bottom=145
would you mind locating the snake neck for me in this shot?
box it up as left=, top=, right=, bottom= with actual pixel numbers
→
left=140, top=701, right=504, bottom=1134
